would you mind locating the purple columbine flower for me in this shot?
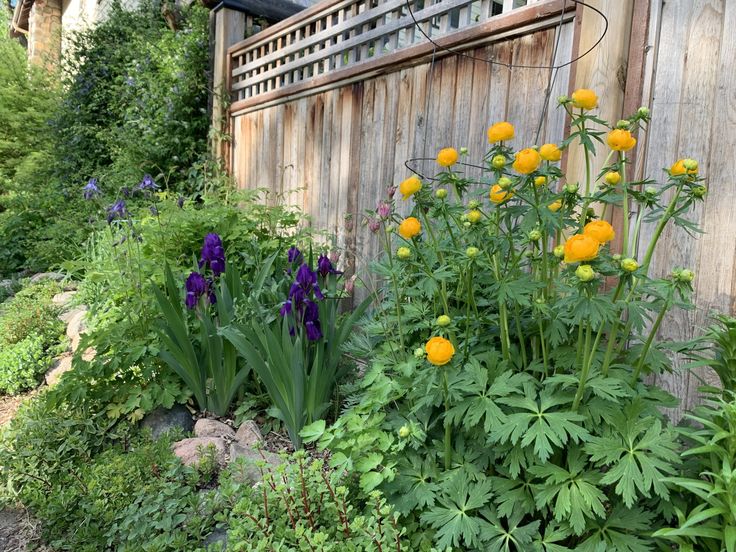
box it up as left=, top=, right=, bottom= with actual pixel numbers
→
left=83, top=178, right=100, bottom=200
left=377, top=201, right=391, bottom=220
left=386, top=185, right=397, bottom=199
left=287, top=246, right=302, bottom=264
left=106, top=200, right=128, bottom=224
left=185, top=271, right=207, bottom=309
left=177, top=196, right=185, bottom=209
left=200, top=233, right=226, bottom=276
left=138, top=174, right=159, bottom=192
left=368, top=218, right=381, bottom=234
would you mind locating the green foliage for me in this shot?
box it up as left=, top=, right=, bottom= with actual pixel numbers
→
left=653, top=393, right=736, bottom=552
left=225, top=452, right=409, bottom=551
left=688, top=313, right=736, bottom=392
left=0, top=281, right=65, bottom=393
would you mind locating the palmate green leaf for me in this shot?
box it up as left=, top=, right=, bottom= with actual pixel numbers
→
left=392, top=458, right=440, bottom=512
left=479, top=508, right=541, bottom=552
left=420, top=472, right=493, bottom=549
left=585, top=415, right=679, bottom=507
left=490, top=473, right=535, bottom=519
left=533, top=523, right=574, bottom=552
left=576, top=504, right=655, bottom=552
left=492, top=390, right=590, bottom=462
left=529, top=447, right=606, bottom=535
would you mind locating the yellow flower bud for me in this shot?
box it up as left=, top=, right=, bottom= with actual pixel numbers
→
left=425, top=336, right=455, bottom=366
left=539, top=143, right=562, bottom=162
left=529, top=230, right=542, bottom=241
left=489, top=184, right=514, bottom=204
left=436, top=315, right=451, bottom=327
left=396, top=246, right=411, bottom=260
left=399, top=175, right=422, bottom=200
left=436, top=147, right=459, bottom=167
left=497, top=176, right=512, bottom=189
left=620, top=258, right=639, bottom=272
left=575, top=264, right=596, bottom=282
left=435, top=188, right=448, bottom=199
left=605, top=171, right=621, bottom=185
left=398, top=426, right=411, bottom=438
left=583, top=220, right=615, bottom=244
left=491, top=155, right=507, bottom=169
left=534, top=176, right=547, bottom=187
left=670, top=159, right=698, bottom=176
left=547, top=200, right=562, bottom=213
left=553, top=244, right=565, bottom=258
left=467, top=209, right=482, bottom=223
left=682, top=158, right=698, bottom=171
left=467, top=200, right=480, bottom=209
left=466, top=246, right=479, bottom=258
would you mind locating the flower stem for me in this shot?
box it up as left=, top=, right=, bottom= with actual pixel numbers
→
left=630, top=294, right=671, bottom=385
left=384, top=226, right=405, bottom=349
left=621, top=152, right=629, bottom=257
left=642, top=185, right=683, bottom=271
left=442, top=369, right=452, bottom=469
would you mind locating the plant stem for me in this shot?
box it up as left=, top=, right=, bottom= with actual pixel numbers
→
left=442, top=369, right=452, bottom=469
left=538, top=316, right=549, bottom=377
left=642, top=186, right=683, bottom=271
left=621, top=152, right=629, bottom=257
left=514, top=304, right=528, bottom=368
left=630, top=295, right=670, bottom=385
left=573, top=320, right=601, bottom=411
left=384, top=225, right=405, bottom=349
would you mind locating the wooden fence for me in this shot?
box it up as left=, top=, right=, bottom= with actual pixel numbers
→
left=225, top=0, right=735, bottom=416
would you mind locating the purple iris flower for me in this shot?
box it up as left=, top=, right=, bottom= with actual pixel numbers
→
left=138, top=174, right=159, bottom=192
left=185, top=271, right=207, bottom=309
left=106, top=200, right=128, bottom=224
left=287, top=246, right=302, bottom=264
left=199, top=233, right=226, bottom=277
left=280, top=300, right=292, bottom=317
left=295, top=263, right=317, bottom=289
left=317, top=254, right=342, bottom=278
left=83, top=178, right=100, bottom=200
left=305, top=320, right=322, bottom=341
left=207, top=278, right=217, bottom=305
left=120, top=187, right=131, bottom=198
left=177, top=196, right=185, bottom=209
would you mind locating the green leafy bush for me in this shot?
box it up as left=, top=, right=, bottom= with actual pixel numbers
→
left=225, top=452, right=409, bottom=551
left=0, top=335, right=51, bottom=394
left=309, top=98, right=708, bottom=550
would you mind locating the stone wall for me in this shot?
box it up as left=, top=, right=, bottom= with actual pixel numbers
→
left=27, top=0, right=62, bottom=68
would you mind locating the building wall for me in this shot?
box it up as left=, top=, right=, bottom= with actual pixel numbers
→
left=27, top=0, right=62, bottom=66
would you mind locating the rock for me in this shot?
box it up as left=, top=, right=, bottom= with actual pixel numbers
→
left=228, top=442, right=282, bottom=484
left=172, top=437, right=227, bottom=467
left=59, top=306, right=87, bottom=324
left=202, top=527, right=228, bottom=551
left=45, top=355, right=73, bottom=386
left=52, top=291, right=76, bottom=307
left=65, top=308, right=87, bottom=341
left=234, top=420, right=264, bottom=447
left=81, top=347, right=96, bottom=362
left=194, top=418, right=235, bottom=439
left=30, top=272, right=65, bottom=283
left=141, top=405, right=194, bottom=440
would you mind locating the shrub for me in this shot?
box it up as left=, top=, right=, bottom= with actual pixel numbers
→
left=0, top=335, right=51, bottom=394
left=310, top=95, right=708, bottom=550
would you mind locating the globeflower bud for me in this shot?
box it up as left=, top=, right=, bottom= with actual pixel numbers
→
left=557, top=95, right=570, bottom=105
left=497, top=176, right=512, bottom=189
left=413, top=347, right=425, bottom=359
left=620, top=258, right=639, bottom=272
left=645, top=186, right=657, bottom=196
left=682, top=158, right=698, bottom=171
left=564, top=183, right=579, bottom=194
left=637, top=106, right=650, bottom=118
left=535, top=297, right=546, bottom=305
left=491, top=155, right=506, bottom=169
left=460, top=147, right=469, bottom=156
left=612, top=253, right=622, bottom=261
left=466, top=246, right=479, bottom=258
left=534, top=176, right=547, bottom=187
left=396, top=246, right=411, bottom=260
left=692, top=185, right=707, bottom=198
left=605, top=172, right=621, bottom=185
left=528, top=229, right=542, bottom=241
left=575, top=264, right=596, bottom=282
left=436, top=315, right=451, bottom=327
left=463, top=222, right=471, bottom=228
left=398, top=426, right=411, bottom=438
left=616, top=119, right=630, bottom=129
left=435, top=188, right=448, bottom=199
left=467, top=209, right=482, bottom=224
left=553, top=244, right=565, bottom=258
left=467, top=199, right=480, bottom=209
left=676, top=269, right=695, bottom=283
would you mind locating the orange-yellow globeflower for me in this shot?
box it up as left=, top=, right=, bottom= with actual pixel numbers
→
left=487, top=121, right=515, bottom=143
left=513, top=148, right=542, bottom=174
left=548, top=200, right=562, bottom=212
left=437, top=147, right=459, bottom=167
left=583, top=220, right=615, bottom=244
left=399, top=175, right=422, bottom=200
left=607, top=129, right=637, bottom=151
left=563, top=234, right=600, bottom=263
left=398, top=217, right=422, bottom=239
left=539, top=143, right=562, bottom=162
left=571, top=89, right=598, bottom=110
left=490, top=184, right=514, bottom=204
left=425, top=336, right=455, bottom=366
left=670, top=159, right=698, bottom=176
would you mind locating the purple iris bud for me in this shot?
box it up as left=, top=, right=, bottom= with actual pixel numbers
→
left=138, top=174, right=159, bottom=192
left=287, top=246, right=302, bottom=264
left=177, top=196, right=185, bottom=209
left=313, top=284, right=324, bottom=300
left=317, top=254, right=333, bottom=277
left=200, top=233, right=226, bottom=277
left=305, top=320, right=322, bottom=341
left=83, top=178, right=100, bottom=200
left=279, top=300, right=292, bottom=317
left=106, top=200, right=128, bottom=224
left=207, top=278, right=217, bottom=305
left=184, top=271, right=207, bottom=309
left=120, top=187, right=131, bottom=198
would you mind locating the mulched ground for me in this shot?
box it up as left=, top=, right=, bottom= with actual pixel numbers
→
left=0, top=389, right=37, bottom=427
left=0, top=508, right=50, bottom=552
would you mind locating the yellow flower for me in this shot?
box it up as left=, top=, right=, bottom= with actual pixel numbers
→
left=487, top=121, right=515, bottom=143
left=436, top=148, right=459, bottom=167
left=539, top=143, right=562, bottom=162
left=489, top=184, right=514, bottom=204
left=571, top=89, right=598, bottom=110
left=466, top=209, right=481, bottom=223
left=512, top=148, right=542, bottom=174
left=583, top=220, right=615, bottom=244
left=670, top=159, right=698, bottom=176
left=607, top=129, right=637, bottom=151
left=604, top=171, right=621, bottom=185
left=425, top=336, right=455, bottom=366
left=399, top=175, right=422, bottom=200
left=548, top=200, right=562, bottom=212
left=564, top=234, right=600, bottom=263
left=398, top=217, right=421, bottom=239
left=396, top=246, right=411, bottom=260
left=534, top=176, right=547, bottom=187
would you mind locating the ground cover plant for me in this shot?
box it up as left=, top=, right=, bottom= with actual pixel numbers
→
left=309, top=92, right=716, bottom=551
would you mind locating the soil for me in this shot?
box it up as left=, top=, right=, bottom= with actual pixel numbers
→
left=0, top=508, right=50, bottom=552
left=0, top=389, right=38, bottom=427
